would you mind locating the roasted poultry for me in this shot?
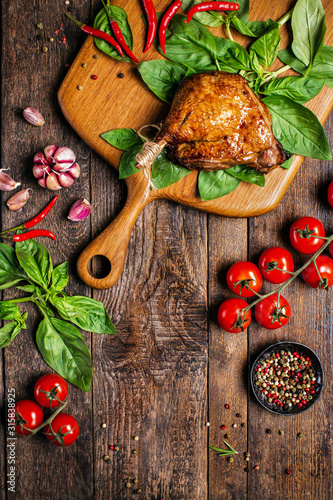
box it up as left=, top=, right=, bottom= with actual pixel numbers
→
left=154, top=71, right=286, bottom=173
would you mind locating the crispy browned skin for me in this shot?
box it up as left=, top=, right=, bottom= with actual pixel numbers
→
left=157, top=71, right=285, bottom=172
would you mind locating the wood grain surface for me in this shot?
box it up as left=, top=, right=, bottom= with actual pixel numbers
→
left=0, top=1, right=332, bottom=500
left=58, top=0, right=333, bottom=289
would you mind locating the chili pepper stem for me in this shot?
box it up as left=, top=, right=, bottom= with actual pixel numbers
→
left=242, top=233, right=333, bottom=316
left=26, top=401, right=68, bottom=440
left=0, top=224, right=24, bottom=235
left=65, top=13, right=84, bottom=29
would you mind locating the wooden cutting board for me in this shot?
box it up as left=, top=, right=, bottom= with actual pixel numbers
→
left=58, top=0, right=333, bottom=289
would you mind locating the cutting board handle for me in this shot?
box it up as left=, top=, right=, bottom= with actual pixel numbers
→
left=77, top=174, right=152, bottom=289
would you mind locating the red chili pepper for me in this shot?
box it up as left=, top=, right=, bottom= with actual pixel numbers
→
left=101, top=0, right=139, bottom=63
left=184, top=2, right=239, bottom=23
left=142, top=0, right=157, bottom=53
left=66, top=13, right=123, bottom=57
left=13, top=230, right=56, bottom=242
left=159, top=0, right=182, bottom=55
left=24, top=196, right=59, bottom=229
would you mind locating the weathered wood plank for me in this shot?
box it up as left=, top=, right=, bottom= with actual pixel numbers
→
left=0, top=352, right=5, bottom=500
left=1, top=0, right=93, bottom=498
left=208, top=216, right=248, bottom=500
left=247, top=116, right=333, bottom=500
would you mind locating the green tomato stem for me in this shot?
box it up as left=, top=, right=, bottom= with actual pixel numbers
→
left=26, top=400, right=68, bottom=440
left=243, top=234, right=333, bottom=315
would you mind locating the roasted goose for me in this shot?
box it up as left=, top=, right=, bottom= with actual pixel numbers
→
left=148, top=71, right=286, bottom=173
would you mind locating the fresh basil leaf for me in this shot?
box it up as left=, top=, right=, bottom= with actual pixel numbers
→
left=51, top=295, right=116, bottom=335
left=51, top=262, right=69, bottom=293
left=291, top=0, right=326, bottom=70
left=246, top=20, right=276, bottom=38
left=0, top=302, right=22, bottom=321
left=161, top=14, right=218, bottom=70
left=227, top=0, right=250, bottom=22
left=278, top=45, right=333, bottom=89
left=151, top=150, right=191, bottom=189
left=230, top=16, right=257, bottom=37
left=138, top=60, right=188, bottom=104
left=101, top=129, right=144, bottom=151
left=226, top=165, right=265, bottom=187
left=215, top=38, right=251, bottom=72
left=250, top=51, right=263, bottom=75
left=249, top=20, right=280, bottom=69
left=198, top=170, right=241, bottom=201
left=15, top=238, right=52, bottom=290
left=119, top=145, right=142, bottom=179
left=0, top=242, right=28, bottom=290
left=280, top=156, right=293, bottom=169
left=16, top=285, right=37, bottom=293
left=181, top=0, right=225, bottom=27
left=94, top=6, right=133, bottom=62
left=0, top=322, right=22, bottom=348
left=36, top=316, right=92, bottom=391
left=261, top=76, right=324, bottom=103
left=263, top=95, right=332, bottom=161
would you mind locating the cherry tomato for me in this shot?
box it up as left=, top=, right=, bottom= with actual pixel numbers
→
left=302, top=255, right=333, bottom=289
left=226, top=261, right=263, bottom=297
left=329, top=241, right=333, bottom=259
left=217, top=298, right=251, bottom=333
left=44, top=413, right=79, bottom=447
left=254, top=293, right=291, bottom=330
left=258, top=247, right=294, bottom=284
left=328, top=181, right=333, bottom=208
left=15, top=400, right=44, bottom=436
left=34, top=373, right=68, bottom=408
left=289, top=217, right=325, bottom=254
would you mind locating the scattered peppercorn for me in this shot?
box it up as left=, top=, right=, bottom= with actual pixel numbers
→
left=117, top=72, right=124, bottom=78
left=101, top=423, right=107, bottom=428
left=93, top=54, right=99, bottom=59
left=224, top=434, right=230, bottom=439
left=278, top=430, right=284, bottom=436
left=245, top=452, right=250, bottom=457
left=49, top=37, right=54, bottom=42
left=82, top=63, right=87, bottom=68
left=137, top=490, right=142, bottom=494
left=42, top=46, right=48, bottom=52
left=225, top=404, right=230, bottom=409
left=266, top=428, right=272, bottom=434
left=241, top=423, right=245, bottom=428
left=254, top=465, right=260, bottom=470
left=65, top=0, right=70, bottom=4
left=103, top=455, right=110, bottom=462
left=37, top=22, right=43, bottom=29
left=133, top=436, right=139, bottom=441
left=77, top=85, right=83, bottom=90
left=134, top=479, right=139, bottom=484
left=235, top=413, right=241, bottom=418
left=220, top=425, right=227, bottom=430
left=285, top=469, right=291, bottom=475
left=91, top=75, right=98, bottom=80
left=109, top=445, right=114, bottom=450
left=297, top=432, right=303, bottom=438
left=227, top=456, right=234, bottom=463
left=126, top=483, right=131, bottom=488
left=232, top=423, right=237, bottom=428
left=114, top=446, right=119, bottom=451
left=206, top=422, right=210, bottom=427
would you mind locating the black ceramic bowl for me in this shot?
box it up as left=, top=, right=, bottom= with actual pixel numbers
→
left=250, top=342, right=324, bottom=415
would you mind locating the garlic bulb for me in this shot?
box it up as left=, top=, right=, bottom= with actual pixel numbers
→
left=32, top=145, right=80, bottom=190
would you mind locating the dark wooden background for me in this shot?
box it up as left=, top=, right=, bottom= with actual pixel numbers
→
left=0, top=0, right=332, bottom=499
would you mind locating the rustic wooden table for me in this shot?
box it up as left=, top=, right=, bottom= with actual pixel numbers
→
left=1, top=1, right=332, bottom=499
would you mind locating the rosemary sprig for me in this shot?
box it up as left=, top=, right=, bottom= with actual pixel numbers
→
left=209, top=440, right=238, bottom=456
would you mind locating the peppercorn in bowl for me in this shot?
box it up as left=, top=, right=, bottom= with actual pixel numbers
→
left=250, top=342, right=324, bottom=415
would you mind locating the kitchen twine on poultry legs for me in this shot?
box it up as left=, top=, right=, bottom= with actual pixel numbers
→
left=135, top=123, right=165, bottom=190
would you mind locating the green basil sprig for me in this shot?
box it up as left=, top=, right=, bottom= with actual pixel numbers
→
left=0, top=239, right=116, bottom=391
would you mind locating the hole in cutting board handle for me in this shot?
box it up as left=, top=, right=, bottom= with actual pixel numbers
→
left=88, top=255, right=111, bottom=279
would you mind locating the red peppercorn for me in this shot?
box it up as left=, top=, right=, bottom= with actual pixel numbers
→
left=267, top=393, right=271, bottom=398
left=305, top=356, right=310, bottom=361
left=301, top=400, right=307, bottom=405
left=225, top=404, right=230, bottom=409
left=91, top=75, right=98, bottom=80
left=276, top=353, right=280, bottom=358
left=298, top=403, right=303, bottom=408
left=285, top=469, right=291, bottom=475
left=109, top=445, right=114, bottom=450
left=310, top=390, right=316, bottom=395
left=221, top=424, right=227, bottom=430
left=292, top=352, right=297, bottom=356
left=311, top=381, right=316, bottom=384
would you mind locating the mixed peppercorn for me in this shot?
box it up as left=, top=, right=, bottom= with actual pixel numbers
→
left=254, top=349, right=321, bottom=411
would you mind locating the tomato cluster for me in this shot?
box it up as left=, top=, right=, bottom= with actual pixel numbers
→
left=14, top=373, right=79, bottom=447
left=218, top=212, right=333, bottom=333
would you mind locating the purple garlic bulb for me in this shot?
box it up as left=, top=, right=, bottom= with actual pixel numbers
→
left=32, top=145, right=80, bottom=190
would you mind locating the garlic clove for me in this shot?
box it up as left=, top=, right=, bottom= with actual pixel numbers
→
left=0, top=169, right=21, bottom=191
left=68, top=198, right=91, bottom=221
left=6, top=189, right=31, bottom=211
left=58, top=172, right=74, bottom=188
left=37, top=177, right=47, bottom=188
left=45, top=172, right=62, bottom=190
left=33, top=164, right=51, bottom=179
left=34, top=152, right=48, bottom=165
left=68, top=162, right=80, bottom=179
left=53, top=147, right=76, bottom=164
left=53, top=162, right=73, bottom=173
left=23, top=107, right=45, bottom=127
left=44, top=145, right=57, bottom=162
